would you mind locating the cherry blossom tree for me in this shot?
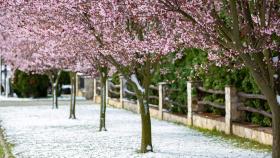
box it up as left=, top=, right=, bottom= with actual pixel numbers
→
left=72, top=1, right=179, bottom=152
left=46, top=1, right=113, bottom=125
left=2, top=0, right=116, bottom=125
left=0, top=1, right=80, bottom=110
left=74, top=42, right=113, bottom=130
left=81, top=57, right=111, bottom=131
left=156, top=1, right=280, bottom=157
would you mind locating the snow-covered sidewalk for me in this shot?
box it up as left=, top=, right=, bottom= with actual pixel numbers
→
left=0, top=103, right=271, bottom=158
left=0, top=95, right=86, bottom=101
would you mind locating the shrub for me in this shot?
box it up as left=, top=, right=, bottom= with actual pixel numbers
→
left=12, top=70, right=49, bottom=98
left=152, top=49, right=271, bottom=127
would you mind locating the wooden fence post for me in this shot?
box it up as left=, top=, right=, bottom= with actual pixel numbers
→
left=93, top=78, right=97, bottom=103
left=106, top=79, right=110, bottom=104
left=187, top=81, right=194, bottom=126
left=119, top=75, right=126, bottom=108
left=225, top=86, right=242, bottom=134
left=158, top=82, right=166, bottom=120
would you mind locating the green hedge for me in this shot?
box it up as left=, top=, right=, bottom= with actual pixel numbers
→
left=12, top=70, right=49, bottom=98
left=152, top=49, right=272, bottom=127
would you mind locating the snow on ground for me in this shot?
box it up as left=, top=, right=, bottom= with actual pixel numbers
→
left=0, top=95, right=86, bottom=101
left=0, top=95, right=32, bottom=101
left=0, top=102, right=272, bottom=158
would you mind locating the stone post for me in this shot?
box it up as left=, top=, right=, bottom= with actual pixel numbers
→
left=187, top=81, right=194, bottom=126
left=119, top=75, right=126, bottom=108
left=93, top=78, right=97, bottom=103
left=158, top=82, right=166, bottom=120
left=225, top=86, right=243, bottom=134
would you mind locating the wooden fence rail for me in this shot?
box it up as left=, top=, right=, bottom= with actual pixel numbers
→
left=92, top=78, right=272, bottom=135
left=197, top=101, right=225, bottom=109
left=197, top=86, right=225, bottom=95
left=196, top=86, right=226, bottom=111
left=88, top=77, right=273, bottom=145
left=238, top=106, right=272, bottom=118
left=96, top=79, right=271, bottom=122
left=194, top=84, right=270, bottom=121
left=237, top=92, right=267, bottom=100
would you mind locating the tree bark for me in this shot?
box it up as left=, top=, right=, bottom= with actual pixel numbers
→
left=106, top=53, right=156, bottom=153
left=53, top=84, right=58, bottom=109
left=138, top=96, right=153, bottom=153
left=256, top=81, right=280, bottom=158
left=244, top=59, right=280, bottom=158
left=271, top=102, right=280, bottom=158
left=129, top=74, right=153, bottom=153
left=48, top=71, right=62, bottom=109
left=99, top=76, right=107, bottom=131
left=69, top=72, right=77, bottom=119
left=48, top=75, right=57, bottom=109
left=256, top=84, right=280, bottom=158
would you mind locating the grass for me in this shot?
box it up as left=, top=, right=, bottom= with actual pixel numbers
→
left=0, top=128, right=14, bottom=158
left=160, top=114, right=272, bottom=152
left=0, top=143, right=14, bottom=158
left=189, top=126, right=272, bottom=152
left=7, top=143, right=15, bottom=158
left=0, top=145, right=4, bottom=157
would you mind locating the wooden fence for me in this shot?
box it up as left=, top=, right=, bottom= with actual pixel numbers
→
left=90, top=78, right=272, bottom=145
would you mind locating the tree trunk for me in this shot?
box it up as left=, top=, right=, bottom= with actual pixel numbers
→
left=73, top=77, right=77, bottom=117
left=107, top=55, right=155, bottom=153
left=272, top=103, right=280, bottom=158
left=129, top=74, right=153, bottom=153
left=70, top=83, right=73, bottom=116
left=53, top=84, right=58, bottom=109
left=99, top=76, right=107, bottom=131
left=69, top=72, right=77, bottom=119
left=138, top=96, right=153, bottom=153
left=0, top=56, right=2, bottom=96
left=253, top=82, right=280, bottom=158
left=52, top=71, right=62, bottom=109
left=246, top=65, right=280, bottom=158
left=264, top=95, right=280, bottom=158
left=47, top=71, right=62, bottom=109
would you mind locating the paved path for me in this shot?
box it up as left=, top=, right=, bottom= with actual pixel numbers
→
left=0, top=100, right=271, bottom=158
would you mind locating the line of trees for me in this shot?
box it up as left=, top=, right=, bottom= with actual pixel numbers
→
left=0, top=1, right=279, bottom=157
